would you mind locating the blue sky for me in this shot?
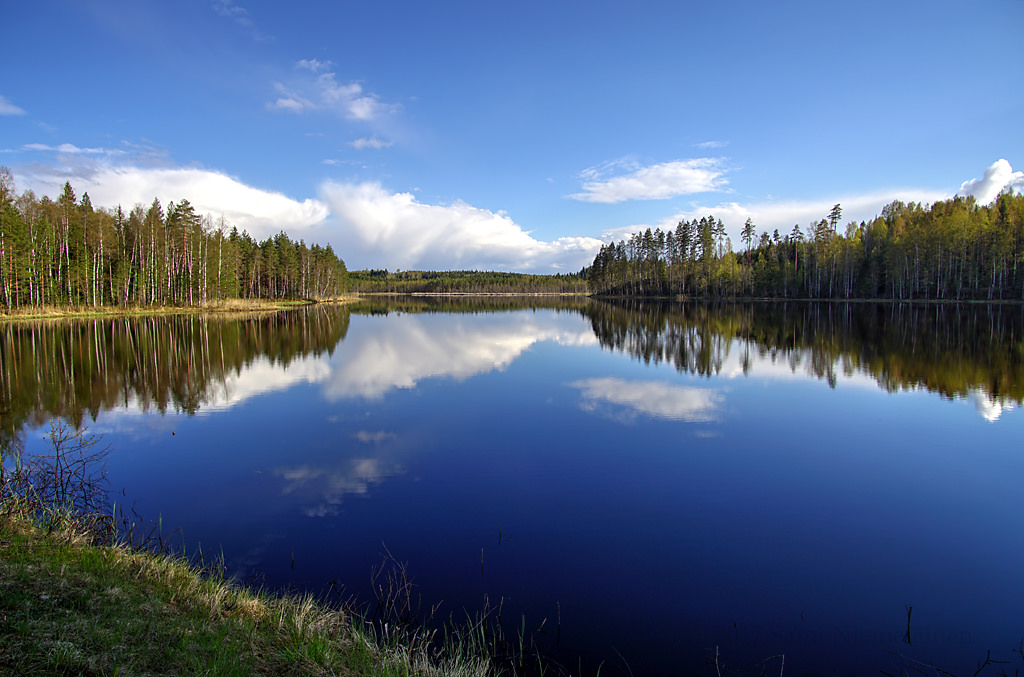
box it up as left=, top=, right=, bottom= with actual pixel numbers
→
left=2, top=0, right=1022, bottom=272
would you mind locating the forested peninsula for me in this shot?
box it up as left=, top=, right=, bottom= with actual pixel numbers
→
left=586, top=192, right=1024, bottom=300
left=0, top=171, right=348, bottom=312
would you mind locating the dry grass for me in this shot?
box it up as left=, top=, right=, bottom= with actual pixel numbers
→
left=0, top=296, right=360, bottom=323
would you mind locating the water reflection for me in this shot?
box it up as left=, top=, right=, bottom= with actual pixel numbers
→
left=203, top=354, right=332, bottom=413
left=275, top=451, right=402, bottom=518
left=569, top=377, right=722, bottom=422
left=583, top=299, right=1024, bottom=421
left=0, top=307, right=350, bottom=446
left=3, top=299, right=1022, bottom=447
left=2, top=298, right=1022, bottom=676
left=324, top=310, right=596, bottom=399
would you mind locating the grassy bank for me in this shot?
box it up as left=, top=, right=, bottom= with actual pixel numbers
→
left=0, top=424, right=493, bottom=677
left=0, top=518, right=494, bottom=676
left=0, top=297, right=359, bottom=323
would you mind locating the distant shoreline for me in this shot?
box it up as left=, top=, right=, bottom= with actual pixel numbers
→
left=356, top=291, right=589, bottom=297
left=6, top=293, right=1023, bottom=323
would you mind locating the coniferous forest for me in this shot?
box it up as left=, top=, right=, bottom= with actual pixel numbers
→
left=587, top=192, right=1024, bottom=300
left=0, top=170, right=348, bottom=310
left=348, top=268, right=588, bottom=294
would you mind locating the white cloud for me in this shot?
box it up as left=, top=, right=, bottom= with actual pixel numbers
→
left=350, top=136, right=393, bottom=150
left=268, top=61, right=394, bottom=122
left=569, top=158, right=728, bottom=203
left=569, top=377, right=723, bottom=422
left=696, top=140, right=728, bottom=150
left=19, top=160, right=328, bottom=241
left=320, top=180, right=604, bottom=271
left=296, top=58, right=331, bottom=73
left=267, top=87, right=313, bottom=113
left=0, top=95, right=26, bottom=116
left=22, top=143, right=115, bottom=155
left=957, top=159, right=1024, bottom=205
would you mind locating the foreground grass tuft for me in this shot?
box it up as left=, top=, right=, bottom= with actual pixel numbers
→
left=0, top=514, right=493, bottom=676
left=0, top=421, right=491, bottom=677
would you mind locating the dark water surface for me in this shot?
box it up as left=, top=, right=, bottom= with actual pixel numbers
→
left=3, top=299, right=1023, bottom=676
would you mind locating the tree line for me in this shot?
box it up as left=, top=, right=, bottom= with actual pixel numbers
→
left=587, top=192, right=1024, bottom=300
left=348, top=268, right=588, bottom=294
left=0, top=169, right=348, bottom=311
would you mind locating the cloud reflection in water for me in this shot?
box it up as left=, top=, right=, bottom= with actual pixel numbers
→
left=324, top=313, right=596, bottom=399
left=569, top=377, right=722, bottom=423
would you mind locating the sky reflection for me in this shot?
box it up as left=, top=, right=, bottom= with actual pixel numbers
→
left=569, top=377, right=723, bottom=422
left=322, top=312, right=597, bottom=399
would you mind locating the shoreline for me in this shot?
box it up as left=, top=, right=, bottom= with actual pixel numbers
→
left=0, top=296, right=360, bottom=323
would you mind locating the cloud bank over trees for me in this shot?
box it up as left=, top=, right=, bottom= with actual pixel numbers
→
left=10, top=149, right=1021, bottom=274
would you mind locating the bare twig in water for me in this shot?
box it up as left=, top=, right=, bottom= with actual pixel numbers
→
left=972, top=649, right=1009, bottom=676
left=757, top=654, right=785, bottom=677
left=886, top=651, right=958, bottom=677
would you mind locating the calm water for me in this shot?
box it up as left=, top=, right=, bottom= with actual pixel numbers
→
left=3, top=299, right=1023, bottom=676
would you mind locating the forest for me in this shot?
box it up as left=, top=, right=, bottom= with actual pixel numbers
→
left=586, top=191, right=1024, bottom=300
left=347, top=268, right=588, bottom=294
left=0, top=169, right=349, bottom=310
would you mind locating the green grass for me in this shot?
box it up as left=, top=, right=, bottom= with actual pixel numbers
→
left=0, top=511, right=495, bottom=676
left=0, top=420, right=493, bottom=676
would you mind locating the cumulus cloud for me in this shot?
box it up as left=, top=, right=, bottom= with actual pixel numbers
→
left=268, top=60, right=394, bottom=121
left=320, top=181, right=604, bottom=271
left=0, top=96, right=27, bottom=116
left=569, top=377, right=723, bottom=422
left=19, top=157, right=328, bottom=240
left=957, top=159, right=1024, bottom=205
left=569, top=158, right=728, bottom=203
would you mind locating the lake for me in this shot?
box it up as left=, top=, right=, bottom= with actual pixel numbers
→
left=2, top=298, right=1023, bottom=676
